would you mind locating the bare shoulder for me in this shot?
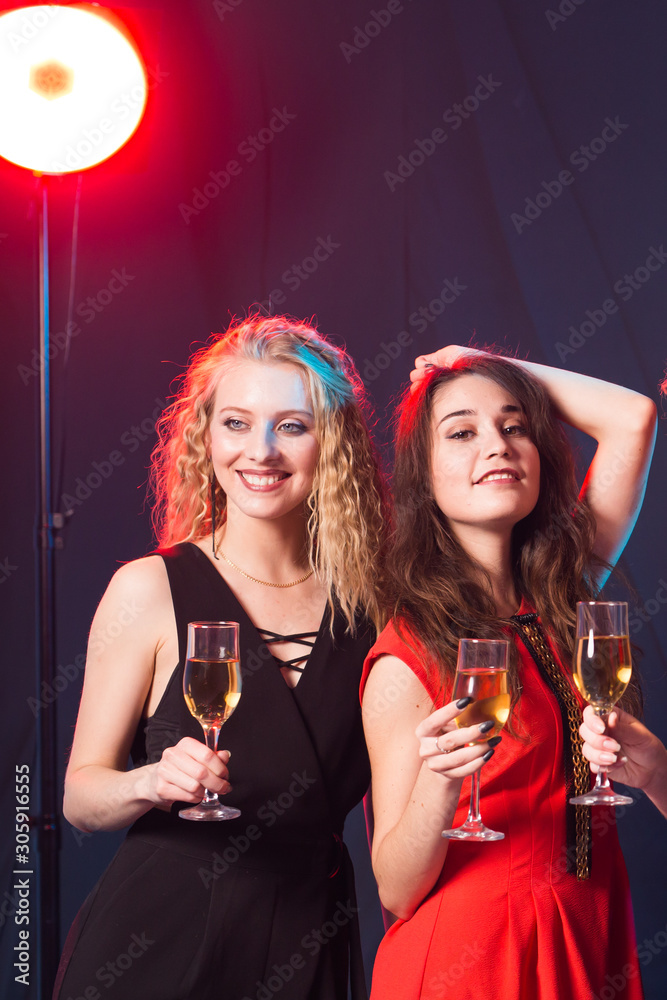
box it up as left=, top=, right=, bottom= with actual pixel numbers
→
left=89, top=554, right=173, bottom=655
left=95, top=554, right=170, bottom=613
left=104, top=553, right=170, bottom=597
left=67, top=555, right=176, bottom=777
left=363, top=655, right=434, bottom=740
left=362, top=655, right=436, bottom=858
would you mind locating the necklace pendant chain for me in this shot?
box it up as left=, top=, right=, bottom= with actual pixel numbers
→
left=219, top=549, right=314, bottom=588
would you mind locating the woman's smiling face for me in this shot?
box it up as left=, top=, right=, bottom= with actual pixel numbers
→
left=207, top=359, right=319, bottom=523
left=430, top=373, right=541, bottom=541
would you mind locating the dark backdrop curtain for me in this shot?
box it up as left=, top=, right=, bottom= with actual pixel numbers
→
left=1, top=1, right=665, bottom=996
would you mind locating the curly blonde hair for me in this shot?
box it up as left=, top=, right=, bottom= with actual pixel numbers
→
left=150, top=315, right=388, bottom=632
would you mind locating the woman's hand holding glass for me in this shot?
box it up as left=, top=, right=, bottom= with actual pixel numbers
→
left=152, top=737, right=232, bottom=809
left=437, top=639, right=509, bottom=841
left=179, top=621, right=242, bottom=821
left=416, top=638, right=509, bottom=843
left=417, top=698, right=502, bottom=781
left=580, top=704, right=667, bottom=818
left=570, top=601, right=633, bottom=807
left=579, top=705, right=642, bottom=786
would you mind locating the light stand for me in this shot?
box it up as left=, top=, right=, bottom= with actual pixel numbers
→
left=0, top=5, right=147, bottom=994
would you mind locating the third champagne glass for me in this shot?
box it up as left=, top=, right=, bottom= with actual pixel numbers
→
left=442, top=638, right=510, bottom=842
left=179, top=621, right=242, bottom=821
left=569, top=601, right=633, bottom=807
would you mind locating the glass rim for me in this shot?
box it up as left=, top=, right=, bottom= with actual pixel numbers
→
left=575, top=601, right=628, bottom=608
left=457, top=638, right=510, bottom=645
left=187, top=621, right=240, bottom=629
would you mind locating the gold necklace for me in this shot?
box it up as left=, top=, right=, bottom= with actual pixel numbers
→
left=219, top=549, right=314, bottom=588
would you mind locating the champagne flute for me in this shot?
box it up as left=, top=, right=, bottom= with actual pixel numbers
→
left=442, top=639, right=510, bottom=842
left=179, top=621, right=242, bottom=821
left=569, top=601, right=633, bottom=807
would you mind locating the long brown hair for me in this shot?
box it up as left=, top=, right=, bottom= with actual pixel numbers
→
left=388, top=354, right=640, bottom=714
left=150, top=315, right=389, bottom=632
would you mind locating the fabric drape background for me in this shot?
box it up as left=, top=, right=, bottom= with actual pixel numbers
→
left=1, top=1, right=665, bottom=996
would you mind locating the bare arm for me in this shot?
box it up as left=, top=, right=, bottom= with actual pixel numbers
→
left=580, top=704, right=667, bottom=819
left=412, top=347, right=657, bottom=583
left=63, top=557, right=230, bottom=832
left=362, top=655, right=498, bottom=919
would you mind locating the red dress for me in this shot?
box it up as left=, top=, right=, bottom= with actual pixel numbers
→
left=361, top=605, right=644, bottom=1000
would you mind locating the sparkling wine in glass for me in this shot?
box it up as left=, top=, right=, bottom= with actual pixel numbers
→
left=442, top=639, right=510, bottom=842
left=179, top=621, right=242, bottom=821
left=569, top=601, right=633, bottom=807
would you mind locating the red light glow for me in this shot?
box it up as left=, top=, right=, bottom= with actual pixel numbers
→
left=0, top=4, right=147, bottom=173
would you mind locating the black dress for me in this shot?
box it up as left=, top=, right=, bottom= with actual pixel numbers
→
left=54, top=543, right=373, bottom=1000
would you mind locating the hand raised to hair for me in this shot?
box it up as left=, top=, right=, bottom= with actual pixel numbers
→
left=409, top=345, right=485, bottom=389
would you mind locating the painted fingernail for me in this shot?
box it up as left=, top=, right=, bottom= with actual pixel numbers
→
left=603, top=739, right=620, bottom=751
left=482, top=748, right=495, bottom=762
left=456, top=696, right=473, bottom=709
left=487, top=736, right=502, bottom=748
left=479, top=720, right=494, bottom=733
left=600, top=752, right=617, bottom=764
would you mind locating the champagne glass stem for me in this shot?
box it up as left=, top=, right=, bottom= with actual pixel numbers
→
left=592, top=708, right=612, bottom=795
left=201, top=724, right=220, bottom=804
left=467, top=771, right=482, bottom=826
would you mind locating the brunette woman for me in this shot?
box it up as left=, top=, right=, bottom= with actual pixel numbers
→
left=362, top=346, right=656, bottom=1000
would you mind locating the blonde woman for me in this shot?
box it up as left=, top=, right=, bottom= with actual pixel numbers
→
left=54, top=316, right=387, bottom=1000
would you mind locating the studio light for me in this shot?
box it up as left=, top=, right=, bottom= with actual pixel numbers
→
left=0, top=5, right=148, bottom=994
left=0, top=3, right=147, bottom=173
